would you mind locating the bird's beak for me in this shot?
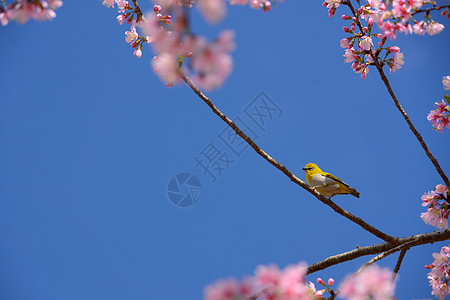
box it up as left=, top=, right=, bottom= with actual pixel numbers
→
left=302, top=168, right=307, bottom=170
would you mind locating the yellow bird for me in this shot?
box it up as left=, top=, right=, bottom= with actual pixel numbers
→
left=302, top=163, right=360, bottom=198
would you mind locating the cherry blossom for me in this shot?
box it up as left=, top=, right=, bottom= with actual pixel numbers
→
left=426, top=245, right=450, bottom=300
left=421, top=184, right=449, bottom=229
left=340, top=264, right=395, bottom=300
left=428, top=99, right=450, bottom=133
left=197, top=0, right=226, bottom=23
left=366, top=0, right=446, bottom=39
left=443, top=76, right=450, bottom=91
left=0, top=0, right=63, bottom=26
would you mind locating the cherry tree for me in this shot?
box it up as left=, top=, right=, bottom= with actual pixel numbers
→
left=3, top=0, right=450, bottom=299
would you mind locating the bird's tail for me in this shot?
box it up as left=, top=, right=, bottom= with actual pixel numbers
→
left=349, top=188, right=360, bottom=198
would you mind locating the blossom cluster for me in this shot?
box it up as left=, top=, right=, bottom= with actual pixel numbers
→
left=325, top=1, right=405, bottom=78
left=103, top=0, right=283, bottom=90
left=426, top=245, right=450, bottom=300
left=367, top=0, right=447, bottom=39
left=203, top=262, right=395, bottom=300
left=0, top=0, right=63, bottom=26
left=428, top=76, right=450, bottom=133
left=421, top=184, right=449, bottom=229
left=204, top=262, right=332, bottom=300
left=340, top=265, right=396, bottom=300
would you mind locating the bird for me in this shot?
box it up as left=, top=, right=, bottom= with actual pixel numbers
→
left=302, top=163, right=360, bottom=198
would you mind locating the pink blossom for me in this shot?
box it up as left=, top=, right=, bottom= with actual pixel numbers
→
left=33, top=7, right=56, bottom=21
left=436, top=117, right=450, bottom=134
left=443, top=76, right=450, bottom=90
left=48, top=0, right=63, bottom=10
left=125, top=26, right=138, bottom=43
left=307, top=282, right=325, bottom=297
left=427, top=245, right=450, bottom=300
left=204, top=278, right=254, bottom=300
left=197, top=0, right=226, bottom=23
left=190, top=30, right=234, bottom=91
left=229, top=0, right=249, bottom=4
left=427, top=22, right=445, bottom=35
left=427, top=110, right=442, bottom=125
left=359, top=35, right=373, bottom=50
left=133, top=47, right=142, bottom=58
left=390, top=51, right=404, bottom=72
left=421, top=207, right=449, bottom=230
left=428, top=100, right=450, bottom=133
left=102, top=0, right=115, bottom=8
left=324, top=0, right=341, bottom=9
left=254, top=264, right=281, bottom=288
left=154, top=5, right=161, bottom=13
left=435, top=100, right=448, bottom=114
left=255, top=262, right=309, bottom=300
left=421, top=190, right=438, bottom=206
left=435, top=184, right=448, bottom=197
left=152, top=54, right=180, bottom=87
left=1, top=0, right=62, bottom=25
left=116, top=0, right=128, bottom=12
left=343, top=47, right=358, bottom=63
left=392, top=0, right=413, bottom=22
left=413, top=20, right=427, bottom=35
left=328, top=278, right=334, bottom=286
left=250, top=0, right=268, bottom=10
left=340, top=38, right=350, bottom=48
left=340, top=265, right=395, bottom=300
left=117, top=14, right=127, bottom=25
left=0, top=11, right=9, bottom=26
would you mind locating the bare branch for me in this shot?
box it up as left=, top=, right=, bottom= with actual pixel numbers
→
left=307, top=229, right=450, bottom=274
left=357, top=240, right=415, bottom=272
left=178, top=69, right=398, bottom=244
left=391, top=249, right=407, bottom=283
left=412, top=4, right=450, bottom=16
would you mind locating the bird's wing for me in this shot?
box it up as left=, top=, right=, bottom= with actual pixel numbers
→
left=323, top=173, right=350, bottom=187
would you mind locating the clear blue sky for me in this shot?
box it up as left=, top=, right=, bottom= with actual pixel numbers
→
left=1, top=1, right=450, bottom=299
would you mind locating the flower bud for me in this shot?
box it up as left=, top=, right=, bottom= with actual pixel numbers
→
left=328, top=278, right=335, bottom=286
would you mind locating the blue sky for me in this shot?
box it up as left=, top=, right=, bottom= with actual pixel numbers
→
left=1, top=1, right=450, bottom=299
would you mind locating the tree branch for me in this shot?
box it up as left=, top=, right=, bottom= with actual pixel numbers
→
left=344, top=0, right=450, bottom=189
left=412, top=4, right=450, bottom=16
left=391, top=249, right=407, bottom=282
left=357, top=240, right=415, bottom=272
left=307, top=229, right=450, bottom=274
left=178, top=69, right=398, bottom=244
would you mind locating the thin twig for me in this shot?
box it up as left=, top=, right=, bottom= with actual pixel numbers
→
left=391, top=249, right=407, bottom=283
left=345, top=0, right=450, bottom=189
left=307, top=229, right=450, bottom=274
left=178, top=69, right=398, bottom=245
left=132, top=0, right=143, bottom=16
left=413, top=4, right=450, bottom=16
left=357, top=240, right=415, bottom=272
